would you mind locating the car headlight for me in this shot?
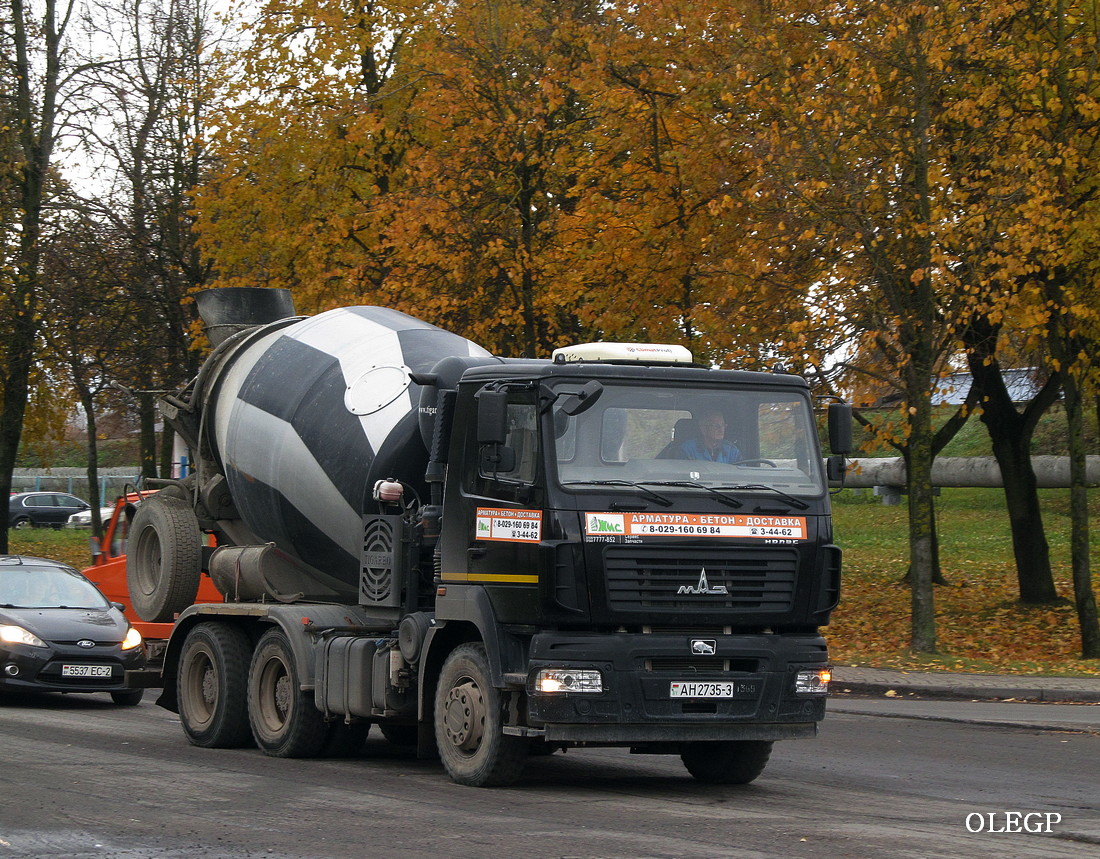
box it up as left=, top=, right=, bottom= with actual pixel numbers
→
left=0, top=624, right=47, bottom=648
left=533, top=669, right=603, bottom=693
left=121, top=627, right=143, bottom=651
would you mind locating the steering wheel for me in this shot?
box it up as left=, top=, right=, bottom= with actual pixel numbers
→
left=735, top=458, right=778, bottom=468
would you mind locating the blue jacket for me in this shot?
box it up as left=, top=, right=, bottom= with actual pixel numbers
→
left=677, top=438, right=741, bottom=463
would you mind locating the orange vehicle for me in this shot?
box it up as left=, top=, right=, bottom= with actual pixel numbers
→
left=82, top=490, right=222, bottom=667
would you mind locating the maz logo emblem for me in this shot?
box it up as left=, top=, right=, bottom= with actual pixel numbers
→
left=691, top=639, right=716, bottom=655
left=676, top=568, right=729, bottom=596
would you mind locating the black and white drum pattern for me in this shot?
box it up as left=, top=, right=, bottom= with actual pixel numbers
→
left=204, top=306, right=491, bottom=587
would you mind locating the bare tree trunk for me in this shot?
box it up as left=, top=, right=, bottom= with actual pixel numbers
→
left=1063, top=372, right=1100, bottom=658
left=139, top=392, right=158, bottom=479
left=965, top=338, right=1063, bottom=603
left=81, top=390, right=104, bottom=536
left=0, top=0, right=67, bottom=553
left=905, top=427, right=938, bottom=653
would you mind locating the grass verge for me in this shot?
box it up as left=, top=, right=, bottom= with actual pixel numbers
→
left=831, top=487, right=1100, bottom=676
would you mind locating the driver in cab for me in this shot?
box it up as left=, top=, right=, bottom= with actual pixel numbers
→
left=678, top=410, right=740, bottom=463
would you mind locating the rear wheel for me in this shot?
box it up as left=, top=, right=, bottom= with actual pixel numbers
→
left=128, top=495, right=203, bottom=622
left=680, top=740, right=773, bottom=784
left=177, top=622, right=253, bottom=748
left=248, top=628, right=329, bottom=757
left=434, top=643, right=528, bottom=787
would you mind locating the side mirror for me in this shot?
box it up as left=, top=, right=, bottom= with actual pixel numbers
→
left=826, top=454, right=848, bottom=482
left=477, top=390, right=509, bottom=444
left=479, top=445, right=517, bottom=473
left=827, top=403, right=853, bottom=455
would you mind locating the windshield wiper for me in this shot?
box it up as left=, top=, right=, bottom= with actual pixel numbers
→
left=639, top=481, right=743, bottom=509
left=716, top=484, right=810, bottom=510
left=561, top=480, right=673, bottom=507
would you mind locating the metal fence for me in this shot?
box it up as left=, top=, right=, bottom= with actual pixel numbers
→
left=11, top=468, right=145, bottom=507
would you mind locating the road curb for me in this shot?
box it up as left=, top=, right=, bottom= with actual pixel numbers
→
left=830, top=666, right=1100, bottom=704
left=831, top=680, right=1100, bottom=704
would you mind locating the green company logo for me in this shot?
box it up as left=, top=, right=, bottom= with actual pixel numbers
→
left=477, top=520, right=491, bottom=533
left=588, top=515, right=623, bottom=534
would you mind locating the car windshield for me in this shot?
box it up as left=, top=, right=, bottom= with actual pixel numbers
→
left=0, top=565, right=111, bottom=609
left=552, top=381, right=826, bottom=497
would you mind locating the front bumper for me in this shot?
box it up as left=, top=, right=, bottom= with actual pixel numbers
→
left=524, top=631, right=828, bottom=744
left=1, top=642, right=145, bottom=694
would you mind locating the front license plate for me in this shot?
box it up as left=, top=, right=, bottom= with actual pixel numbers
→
left=61, top=665, right=113, bottom=678
left=670, top=680, right=759, bottom=699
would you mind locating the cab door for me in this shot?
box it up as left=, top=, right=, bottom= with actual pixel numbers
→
left=440, top=387, right=546, bottom=622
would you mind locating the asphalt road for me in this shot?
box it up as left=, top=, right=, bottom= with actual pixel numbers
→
left=0, top=691, right=1097, bottom=859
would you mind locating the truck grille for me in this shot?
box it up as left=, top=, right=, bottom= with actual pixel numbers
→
left=604, top=546, right=798, bottom=613
left=645, top=656, right=760, bottom=673
left=360, top=515, right=403, bottom=608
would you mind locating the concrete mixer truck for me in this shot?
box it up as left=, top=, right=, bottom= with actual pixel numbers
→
left=130, top=287, right=851, bottom=787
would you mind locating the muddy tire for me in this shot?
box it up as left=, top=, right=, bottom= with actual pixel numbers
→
left=680, top=740, right=773, bottom=784
left=434, top=643, right=528, bottom=787
left=178, top=622, right=253, bottom=748
left=248, top=628, right=329, bottom=758
left=128, top=494, right=203, bottom=622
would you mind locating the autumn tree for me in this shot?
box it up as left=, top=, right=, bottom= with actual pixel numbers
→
left=194, top=0, right=431, bottom=312
left=197, top=0, right=789, bottom=363
left=77, top=0, right=224, bottom=476
left=0, top=0, right=79, bottom=551
left=556, top=3, right=822, bottom=368
left=704, top=1, right=1004, bottom=652
left=39, top=213, right=142, bottom=532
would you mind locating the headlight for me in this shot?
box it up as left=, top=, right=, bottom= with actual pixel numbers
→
left=121, top=627, right=143, bottom=651
left=0, top=624, right=47, bottom=648
left=794, top=668, right=831, bottom=694
left=534, top=669, right=603, bottom=693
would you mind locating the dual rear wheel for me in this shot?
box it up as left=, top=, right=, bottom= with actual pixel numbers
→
left=177, top=623, right=365, bottom=756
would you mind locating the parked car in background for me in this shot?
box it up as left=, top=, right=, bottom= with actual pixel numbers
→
left=0, top=555, right=146, bottom=704
left=8, top=492, right=91, bottom=529
left=66, top=505, right=118, bottom=529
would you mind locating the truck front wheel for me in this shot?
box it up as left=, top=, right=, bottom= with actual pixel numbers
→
left=434, top=643, right=528, bottom=787
left=248, top=628, right=329, bottom=758
left=680, top=740, right=773, bottom=784
left=178, top=622, right=253, bottom=748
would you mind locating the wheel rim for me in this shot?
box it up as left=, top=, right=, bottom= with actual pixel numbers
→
left=442, top=676, right=485, bottom=756
left=182, top=647, right=216, bottom=729
left=132, top=526, right=163, bottom=596
left=255, top=652, right=292, bottom=736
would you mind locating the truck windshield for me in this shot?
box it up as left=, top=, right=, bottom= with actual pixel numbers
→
left=551, top=382, right=825, bottom=497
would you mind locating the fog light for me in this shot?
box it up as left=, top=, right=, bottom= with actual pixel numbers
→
left=794, top=668, right=831, bottom=694
left=534, top=669, right=603, bottom=693
left=4, top=663, right=19, bottom=677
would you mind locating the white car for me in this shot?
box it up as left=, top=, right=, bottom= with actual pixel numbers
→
left=66, top=505, right=117, bottom=529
